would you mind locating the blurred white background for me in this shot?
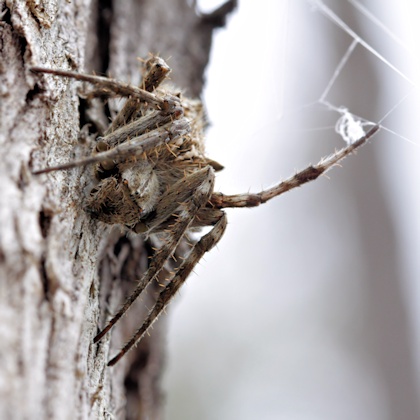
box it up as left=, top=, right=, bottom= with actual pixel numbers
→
left=164, top=1, right=420, bottom=419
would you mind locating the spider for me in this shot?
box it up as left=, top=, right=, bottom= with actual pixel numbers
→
left=31, top=56, right=379, bottom=366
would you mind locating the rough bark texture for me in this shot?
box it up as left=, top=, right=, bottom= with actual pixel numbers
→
left=0, top=0, right=236, bottom=418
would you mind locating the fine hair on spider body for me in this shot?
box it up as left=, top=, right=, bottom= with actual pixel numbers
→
left=31, top=56, right=380, bottom=366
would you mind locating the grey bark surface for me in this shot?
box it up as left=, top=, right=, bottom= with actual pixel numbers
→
left=0, top=0, right=236, bottom=418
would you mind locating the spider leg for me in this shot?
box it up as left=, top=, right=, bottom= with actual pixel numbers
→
left=138, top=168, right=220, bottom=234
left=107, top=56, right=172, bottom=134
left=93, top=167, right=215, bottom=343
left=99, top=108, right=182, bottom=149
left=32, top=116, right=190, bottom=174
left=154, top=207, right=225, bottom=232
left=31, top=66, right=179, bottom=112
left=107, top=212, right=227, bottom=366
left=210, top=125, right=380, bottom=209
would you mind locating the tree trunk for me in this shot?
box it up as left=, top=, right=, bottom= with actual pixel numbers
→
left=0, top=1, right=236, bottom=418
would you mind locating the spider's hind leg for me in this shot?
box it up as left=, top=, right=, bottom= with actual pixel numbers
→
left=93, top=167, right=216, bottom=348
left=107, top=212, right=227, bottom=366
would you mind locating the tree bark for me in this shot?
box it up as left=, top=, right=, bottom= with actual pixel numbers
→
left=0, top=0, right=236, bottom=418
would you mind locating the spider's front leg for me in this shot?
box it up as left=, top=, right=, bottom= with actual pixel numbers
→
left=30, top=56, right=180, bottom=175
left=30, top=65, right=178, bottom=112
left=32, top=116, right=190, bottom=175
left=210, top=124, right=380, bottom=209
left=107, top=212, right=227, bottom=366
left=107, top=56, right=172, bottom=134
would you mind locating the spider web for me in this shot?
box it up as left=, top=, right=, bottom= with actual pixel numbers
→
left=302, top=1, right=420, bottom=344
left=310, top=0, right=417, bottom=146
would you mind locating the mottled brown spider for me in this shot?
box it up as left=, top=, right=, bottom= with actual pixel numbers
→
left=31, top=56, right=379, bottom=366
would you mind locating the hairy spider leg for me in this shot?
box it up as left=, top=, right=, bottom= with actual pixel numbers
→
left=93, top=167, right=215, bottom=344
left=210, top=124, right=380, bottom=209
left=30, top=66, right=178, bottom=111
left=107, top=213, right=227, bottom=366
left=107, top=56, right=172, bottom=134
left=32, top=117, right=190, bottom=174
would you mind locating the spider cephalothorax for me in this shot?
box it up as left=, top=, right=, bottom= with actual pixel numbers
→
left=32, top=56, right=379, bottom=366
